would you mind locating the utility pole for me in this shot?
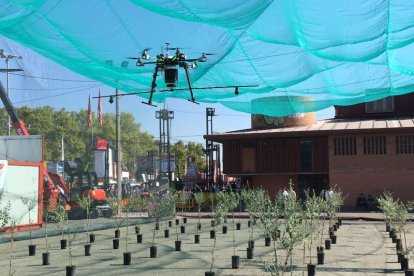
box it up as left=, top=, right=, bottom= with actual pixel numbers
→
left=206, top=108, right=215, bottom=189
left=0, top=49, right=22, bottom=136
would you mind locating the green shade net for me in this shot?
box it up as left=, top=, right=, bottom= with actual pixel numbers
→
left=1, top=0, right=414, bottom=116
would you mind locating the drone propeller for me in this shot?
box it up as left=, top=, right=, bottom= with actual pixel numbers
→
left=198, top=52, right=215, bottom=62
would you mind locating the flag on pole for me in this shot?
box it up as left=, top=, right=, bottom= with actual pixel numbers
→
left=87, top=94, right=92, bottom=128
left=97, top=90, right=102, bottom=126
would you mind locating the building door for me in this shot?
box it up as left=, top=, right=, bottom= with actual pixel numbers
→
left=298, top=174, right=329, bottom=200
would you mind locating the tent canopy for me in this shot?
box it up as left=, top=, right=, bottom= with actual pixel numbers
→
left=1, top=0, right=414, bottom=116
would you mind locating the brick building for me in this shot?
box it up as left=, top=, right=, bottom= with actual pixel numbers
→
left=205, top=93, right=414, bottom=209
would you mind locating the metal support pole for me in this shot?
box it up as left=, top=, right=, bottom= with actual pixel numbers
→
left=166, top=111, right=171, bottom=186
left=116, top=88, right=122, bottom=214
left=6, top=59, right=10, bottom=136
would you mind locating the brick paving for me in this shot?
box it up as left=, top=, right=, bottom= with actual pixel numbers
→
left=0, top=213, right=411, bottom=276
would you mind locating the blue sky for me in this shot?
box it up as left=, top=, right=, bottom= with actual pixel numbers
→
left=0, top=35, right=334, bottom=145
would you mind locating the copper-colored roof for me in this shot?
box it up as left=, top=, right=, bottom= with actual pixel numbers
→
left=206, top=117, right=414, bottom=142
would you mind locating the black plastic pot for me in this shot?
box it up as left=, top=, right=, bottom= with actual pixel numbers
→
left=331, top=235, right=337, bottom=244
left=84, top=244, right=91, bottom=256
left=176, top=219, right=180, bottom=225
left=137, top=234, right=143, bottom=243
left=392, top=234, right=397, bottom=243
left=168, top=221, right=172, bottom=227
left=195, top=234, right=200, bottom=244
left=183, top=217, right=187, bottom=224
left=401, top=256, right=409, bottom=271
left=60, top=239, right=67, bottom=249
left=197, top=223, right=201, bottom=230
left=246, top=247, right=254, bottom=259
left=113, top=239, right=120, bottom=249
left=164, top=229, right=170, bottom=238
left=135, top=226, right=140, bottom=234
left=307, top=263, right=316, bottom=276
left=123, top=252, right=131, bottom=265
left=389, top=229, right=394, bottom=238
left=338, top=218, right=342, bottom=226
left=222, top=225, right=228, bottom=234
left=66, top=265, right=76, bottom=276
left=248, top=240, right=255, bottom=249
left=42, top=252, right=50, bottom=265
left=150, top=246, right=157, bottom=258
left=397, top=239, right=402, bottom=252
left=386, top=224, right=390, bottom=232
left=115, top=229, right=120, bottom=238
left=205, top=272, right=215, bottom=276
left=89, top=233, right=95, bottom=243
left=180, top=225, right=186, bottom=234
left=236, top=222, right=241, bottom=230
left=333, top=224, right=338, bottom=231
left=325, top=239, right=331, bottom=250
left=405, top=269, right=414, bottom=276
left=248, top=220, right=251, bottom=227
left=175, top=240, right=182, bottom=251
left=210, top=230, right=216, bottom=239
left=29, top=244, right=36, bottom=256
left=231, top=255, right=240, bottom=269
left=155, top=222, right=160, bottom=231
left=317, top=251, right=325, bottom=265
left=265, top=237, right=271, bottom=247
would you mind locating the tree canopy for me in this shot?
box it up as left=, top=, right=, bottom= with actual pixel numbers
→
left=0, top=106, right=205, bottom=176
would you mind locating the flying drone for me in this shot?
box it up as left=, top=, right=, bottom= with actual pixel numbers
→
left=96, top=43, right=258, bottom=105
left=127, top=43, right=213, bottom=106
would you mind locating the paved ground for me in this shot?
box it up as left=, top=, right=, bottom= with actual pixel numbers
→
left=0, top=213, right=412, bottom=276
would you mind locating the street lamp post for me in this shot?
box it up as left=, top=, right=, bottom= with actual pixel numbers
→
left=106, top=59, right=128, bottom=214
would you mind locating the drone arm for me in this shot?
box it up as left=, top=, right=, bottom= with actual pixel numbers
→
left=143, top=65, right=159, bottom=107
left=183, top=63, right=198, bottom=104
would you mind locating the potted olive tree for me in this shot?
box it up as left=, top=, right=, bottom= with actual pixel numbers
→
left=303, top=191, right=324, bottom=275
left=65, top=229, right=78, bottom=276
left=226, top=191, right=240, bottom=269
left=107, top=196, right=123, bottom=249
left=259, top=195, right=283, bottom=275
left=194, top=192, right=204, bottom=230
left=8, top=217, right=20, bottom=276
left=78, top=195, right=93, bottom=256
left=54, top=205, right=68, bottom=249
left=279, top=186, right=306, bottom=275
left=20, top=194, right=37, bottom=256
left=42, top=197, right=54, bottom=265
left=205, top=191, right=226, bottom=276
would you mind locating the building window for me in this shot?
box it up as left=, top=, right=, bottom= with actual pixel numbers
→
left=242, top=141, right=255, bottom=173
left=365, top=97, right=394, bottom=113
left=396, top=135, right=414, bottom=154
left=300, top=140, right=313, bottom=172
left=334, top=137, right=356, bottom=156
left=363, top=136, right=386, bottom=155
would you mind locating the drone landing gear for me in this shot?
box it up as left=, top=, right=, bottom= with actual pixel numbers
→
left=142, top=100, right=157, bottom=107
left=142, top=65, right=160, bottom=107
left=183, top=64, right=198, bottom=105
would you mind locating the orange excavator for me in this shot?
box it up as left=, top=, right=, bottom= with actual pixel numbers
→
left=0, top=80, right=112, bottom=219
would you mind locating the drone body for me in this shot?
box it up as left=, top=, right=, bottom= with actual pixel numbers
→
left=128, top=43, right=211, bottom=106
